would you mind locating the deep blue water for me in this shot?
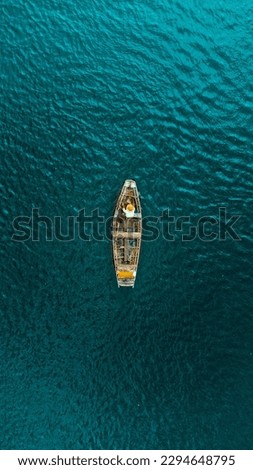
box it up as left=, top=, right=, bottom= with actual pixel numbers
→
left=1, top=0, right=253, bottom=450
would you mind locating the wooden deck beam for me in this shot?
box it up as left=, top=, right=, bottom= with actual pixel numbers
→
left=112, top=231, right=141, bottom=239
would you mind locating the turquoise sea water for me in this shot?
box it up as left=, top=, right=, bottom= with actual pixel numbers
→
left=1, top=0, right=253, bottom=450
